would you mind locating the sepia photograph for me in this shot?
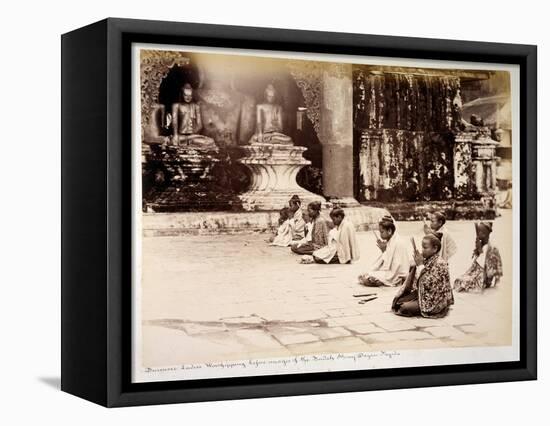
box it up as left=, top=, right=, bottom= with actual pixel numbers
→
left=131, top=44, right=519, bottom=383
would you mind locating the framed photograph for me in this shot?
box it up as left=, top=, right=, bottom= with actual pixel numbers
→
left=61, top=18, right=537, bottom=407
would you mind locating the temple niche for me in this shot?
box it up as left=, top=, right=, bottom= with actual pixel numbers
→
left=140, top=49, right=505, bottom=227
left=141, top=52, right=240, bottom=212
left=141, top=51, right=327, bottom=213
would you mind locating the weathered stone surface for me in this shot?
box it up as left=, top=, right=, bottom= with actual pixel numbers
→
left=360, top=333, right=400, bottom=344
left=286, top=341, right=331, bottom=356
left=310, top=326, right=352, bottom=340
left=322, top=308, right=361, bottom=318
left=271, top=332, right=320, bottom=346
left=384, top=330, right=434, bottom=341
left=424, top=326, right=467, bottom=339
left=363, top=200, right=497, bottom=221
left=324, top=336, right=372, bottom=352
left=221, top=316, right=265, bottom=326
left=238, top=143, right=325, bottom=211
left=181, top=322, right=228, bottom=336
left=353, top=68, right=461, bottom=133
left=142, top=205, right=390, bottom=236
left=325, top=315, right=376, bottom=328
left=344, top=323, right=386, bottom=335
left=358, top=129, right=454, bottom=202
left=142, top=144, right=240, bottom=212
left=352, top=67, right=501, bottom=218
left=319, top=63, right=356, bottom=202
left=232, top=329, right=283, bottom=349
left=370, top=317, right=417, bottom=332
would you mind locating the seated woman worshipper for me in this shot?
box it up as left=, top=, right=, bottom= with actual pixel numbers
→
left=301, top=209, right=312, bottom=243
left=288, top=194, right=306, bottom=241
left=358, top=215, right=412, bottom=287
left=290, top=209, right=312, bottom=248
left=392, top=234, right=454, bottom=318
left=423, top=211, right=457, bottom=261
left=269, top=207, right=294, bottom=247
left=290, top=201, right=329, bottom=255
left=312, top=208, right=359, bottom=264
left=453, top=222, right=503, bottom=292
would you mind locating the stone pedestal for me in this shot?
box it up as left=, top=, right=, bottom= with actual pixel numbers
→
left=238, top=143, right=325, bottom=211
left=453, top=131, right=499, bottom=201
left=143, top=144, right=238, bottom=212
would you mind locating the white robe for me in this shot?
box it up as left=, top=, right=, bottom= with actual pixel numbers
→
left=290, top=208, right=306, bottom=240
left=366, top=232, right=413, bottom=286
left=312, top=227, right=340, bottom=263
left=294, top=222, right=312, bottom=247
left=312, top=218, right=360, bottom=264
left=270, top=219, right=293, bottom=247
left=438, top=224, right=457, bottom=261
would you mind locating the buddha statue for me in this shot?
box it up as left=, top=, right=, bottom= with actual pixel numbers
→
left=249, top=84, right=293, bottom=145
left=171, top=83, right=217, bottom=151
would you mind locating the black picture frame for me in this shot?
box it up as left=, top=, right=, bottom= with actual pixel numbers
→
left=61, top=17, right=537, bottom=407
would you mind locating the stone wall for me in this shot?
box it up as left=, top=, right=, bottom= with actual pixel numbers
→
left=353, top=67, right=460, bottom=202
left=365, top=199, right=497, bottom=221
left=358, top=129, right=454, bottom=202
left=353, top=67, right=460, bottom=132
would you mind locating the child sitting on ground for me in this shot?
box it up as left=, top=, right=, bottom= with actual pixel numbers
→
left=269, top=207, right=294, bottom=247
left=423, top=211, right=457, bottom=261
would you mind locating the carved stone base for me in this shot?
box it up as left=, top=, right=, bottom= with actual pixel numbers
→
left=143, top=144, right=240, bottom=212
left=238, top=143, right=325, bottom=211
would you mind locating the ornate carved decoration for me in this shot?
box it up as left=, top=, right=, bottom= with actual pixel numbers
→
left=140, top=50, right=191, bottom=134
left=286, top=60, right=323, bottom=134
left=238, top=144, right=325, bottom=210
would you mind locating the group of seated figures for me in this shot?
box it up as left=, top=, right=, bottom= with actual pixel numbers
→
left=166, top=83, right=292, bottom=151
left=268, top=197, right=503, bottom=319
left=159, top=81, right=504, bottom=320
left=269, top=195, right=360, bottom=265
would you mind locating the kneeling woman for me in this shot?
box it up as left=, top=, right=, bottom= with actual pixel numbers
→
left=312, top=208, right=360, bottom=264
left=453, top=222, right=502, bottom=293
left=392, top=234, right=454, bottom=318
left=358, top=216, right=412, bottom=287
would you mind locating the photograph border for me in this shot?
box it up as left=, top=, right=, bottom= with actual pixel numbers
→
left=61, top=17, right=537, bottom=407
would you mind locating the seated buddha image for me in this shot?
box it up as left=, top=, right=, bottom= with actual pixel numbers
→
left=249, top=84, right=293, bottom=145
left=171, top=83, right=217, bottom=151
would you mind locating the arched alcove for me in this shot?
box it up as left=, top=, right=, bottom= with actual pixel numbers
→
left=140, top=50, right=192, bottom=135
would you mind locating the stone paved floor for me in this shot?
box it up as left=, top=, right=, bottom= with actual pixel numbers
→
left=141, top=211, right=513, bottom=367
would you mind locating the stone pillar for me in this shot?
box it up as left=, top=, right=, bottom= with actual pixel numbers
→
left=319, top=63, right=360, bottom=207
left=453, top=132, right=475, bottom=200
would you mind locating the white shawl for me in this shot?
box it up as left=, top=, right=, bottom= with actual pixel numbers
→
left=367, top=232, right=413, bottom=286
left=438, top=224, right=457, bottom=261
left=290, top=207, right=306, bottom=240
